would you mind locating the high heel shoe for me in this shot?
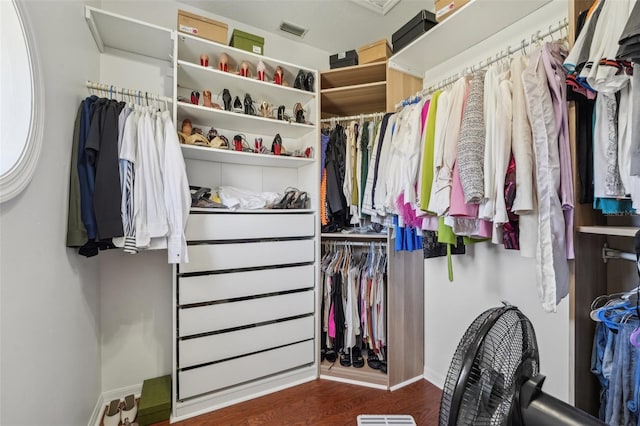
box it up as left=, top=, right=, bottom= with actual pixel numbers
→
left=232, top=96, right=243, bottom=113
left=222, top=89, right=232, bottom=111
left=259, top=101, right=272, bottom=118
left=274, top=66, right=284, bottom=85
left=218, top=52, right=229, bottom=72
left=202, top=90, right=213, bottom=107
left=294, top=103, right=305, bottom=123
left=200, top=54, right=209, bottom=67
left=277, top=105, right=285, bottom=121
left=271, top=133, right=283, bottom=155
left=269, top=188, right=297, bottom=209
left=240, top=61, right=250, bottom=77
left=190, top=90, right=200, bottom=105
left=257, top=60, right=266, bottom=81
left=289, top=190, right=309, bottom=209
left=244, top=93, right=256, bottom=115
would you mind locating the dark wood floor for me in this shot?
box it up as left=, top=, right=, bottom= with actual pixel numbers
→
left=157, top=379, right=442, bottom=426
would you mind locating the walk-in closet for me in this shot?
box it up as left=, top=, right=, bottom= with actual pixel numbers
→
left=2, top=0, right=639, bottom=425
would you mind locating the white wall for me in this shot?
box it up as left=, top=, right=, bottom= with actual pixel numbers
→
left=0, top=1, right=101, bottom=425
left=95, top=1, right=329, bottom=393
left=422, top=0, right=572, bottom=402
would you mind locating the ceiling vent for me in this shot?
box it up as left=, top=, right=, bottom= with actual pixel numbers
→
left=349, top=0, right=401, bottom=15
left=279, top=21, right=308, bottom=38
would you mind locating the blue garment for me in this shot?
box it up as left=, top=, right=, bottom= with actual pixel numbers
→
left=321, top=133, right=330, bottom=177
left=77, top=96, right=98, bottom=240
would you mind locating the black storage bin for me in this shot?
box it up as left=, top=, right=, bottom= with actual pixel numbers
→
left=392, top=9, right=437, bottom=53
left=329, top=50, right=358, bottom=69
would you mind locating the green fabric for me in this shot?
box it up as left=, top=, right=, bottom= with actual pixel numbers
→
left=66, top=104, right=87, bottom=247
left=437, top=217, right=456, bottom=282
left=419, top=91, right=441, bottom=212
left=139, top=375, right=171, bottom=420
left=360, top=122, right=370, bottom=209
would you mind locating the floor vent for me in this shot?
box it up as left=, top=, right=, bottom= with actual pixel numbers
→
left=357, top=415, right=417, bottom=425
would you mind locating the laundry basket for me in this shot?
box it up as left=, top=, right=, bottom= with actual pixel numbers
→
left=357, top=414, right=417, bottom=425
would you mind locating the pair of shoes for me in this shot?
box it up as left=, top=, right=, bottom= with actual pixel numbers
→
left=219, top=52, right=229, bottom=72
left=257, top=60, right=266, bottom=81
left=244, top=93, right=256, bottom=115
left=271, top=133, right=283, bottom=155
left=274, top=66, right=284, bottom=85
left=289, top=190, right=309, bottom=209
left=103, top=395, right=138, bottom=426
left=190, top=91, right=200, bottom=105
left=294, top=103, right=305, bottom=123
left=190, top=186, right=226, bottom=208
left=269, top=187, right=297, bottom=209
left=293, top=70, right=315, bottom=91
left=232, top=96, right=243, bottom=113
left=200, top=54, right=209, bottom=67
left=233, top=134, right=251, bottom=151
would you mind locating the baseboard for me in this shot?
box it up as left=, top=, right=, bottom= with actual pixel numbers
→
left=424, top=367, right=445, bottom=390
left=88, top=384, right=143, bottom=426
left=319, top=374, right=388, bottom=390
left=389, top=375, right=424, bottom=391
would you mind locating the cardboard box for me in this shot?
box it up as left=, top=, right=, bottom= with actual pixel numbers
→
left=392, top=9, right=437, bottom=53
left=357, top=39, right=392, bottom=65
left=137, top=375, right=171, bottom=426
left=178, top=10, right=228, bottom=44
left=330, top=50, right=358, bottom=69
left=230, top=29, right=265, bottom=55
left=434, top=0, right=470, bottom=22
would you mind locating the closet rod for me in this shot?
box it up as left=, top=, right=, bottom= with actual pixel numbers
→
left=602, top=246, right=638, bottom=263
left=86, top=80, right=173, bottom=103
left=320, top=112, right=385, bottom=123
left=325, top=241, right=387, bottom=248
left=395, top=17, right=569, bottom=109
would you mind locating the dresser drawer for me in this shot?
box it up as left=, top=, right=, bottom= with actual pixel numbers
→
left=178, top=290, right=314, bottom=337
left=186, top=213, right=315, bottom=241
left=181, top=239, right=314, bottom=273
left=178, top=340, right=314, bottom=399
left=178, top=264, right=314, bottom=305
left=179, top=316, right=314, bottom=369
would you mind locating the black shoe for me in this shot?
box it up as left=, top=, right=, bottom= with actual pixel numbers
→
left=244, top=93, right=256, bottom=115
left=294, top=70, right=306, bottom=90
left=305, top=72, right=315, bottom=92
left=352, top=346, right=364, bottom=368
left=222, top=89, right=232, bottom=111
left=294, top=103, right=305, bottom=124
left=277, top=105, right=285, bottom=121
left=233, top=96, right=242, bottom=113
left=339, top=349, right=352, bottom=367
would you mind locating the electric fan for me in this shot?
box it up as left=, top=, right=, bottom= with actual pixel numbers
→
left=438, top=304, right=605, bottom=426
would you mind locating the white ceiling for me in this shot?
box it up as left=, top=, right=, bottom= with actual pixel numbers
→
left=181, top=0, right=436, bottom=54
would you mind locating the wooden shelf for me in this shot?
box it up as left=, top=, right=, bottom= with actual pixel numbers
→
left=178, top=33, right=317, bottom=93
left=181, top=144, right=314, bottom=168
left=177, top=103, right=315, bottom=138
left=320, top=360, right=388, bottom=388
left=578, top=226, right=640, bottom=237
left=85, top=6, right=173, bottom=62
left=388, top=0, right=553, bottom=77
left=178, top=61, right=315, bottom=112
left=321, top=82, right=387, bottom=116
left=320, top=62, right=387, bottom=89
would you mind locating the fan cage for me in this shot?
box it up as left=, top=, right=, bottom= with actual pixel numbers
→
left=438, top=306, right=539, bottom=426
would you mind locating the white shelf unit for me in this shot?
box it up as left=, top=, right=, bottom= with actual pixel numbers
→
left=181, top=144, right=314, bottom=168
left=388, top=0, right=553, bottom=77
left=85, top=6, right=174, bottom=62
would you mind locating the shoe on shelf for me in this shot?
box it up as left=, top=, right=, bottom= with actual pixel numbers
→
left=305, top=71, right=315, bottom=92
left=352, top=346, right=364, bottom=368
left=277, top=105, right=285, bottom=121
left=103, top=399, right=121, bottom=426
left=232, top=96, right=243, bottom=113
left=218, top=52, right=229, bottom=72
left=294, top=70, right=306, bottom=90
left=190, top=90, right=200, bottom=105
left=240, top=60, right=251, bottom=77
left=294, top=103, right=305, bottom=123
left=339, top=349, right=352, bottom=367
left=269, top=188, right=297, bottom=209
left=271, top=133, right=283, bottom=155
left=257, top=60, right=266, bottom=81
left=259, top=101, right=272, bottom=118
left=222, top=89, right=232, bottom=111
left=274, top=66, right=284, bottom=85
left=244, top=93, right=256, bottom=115
left=200, top=54, right=209, bottom=67
left=289, top=190, right=309, bottom=209
left=121, top=394, right=137, bottom=426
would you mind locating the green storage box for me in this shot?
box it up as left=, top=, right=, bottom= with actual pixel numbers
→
left=138, top=375, right=171, bottom=426
left=230, top=29, right=264, bottom=55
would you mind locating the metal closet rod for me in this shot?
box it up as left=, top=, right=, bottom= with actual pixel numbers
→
left=602, top=245, right=638, bottom=263
left=86, top=80, right=173, bottom=103
left=320, top=112, right=385, bottom=123
left=395, top=17, right=569, bottom=109
left=324, top=240, right=387, bottom=248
